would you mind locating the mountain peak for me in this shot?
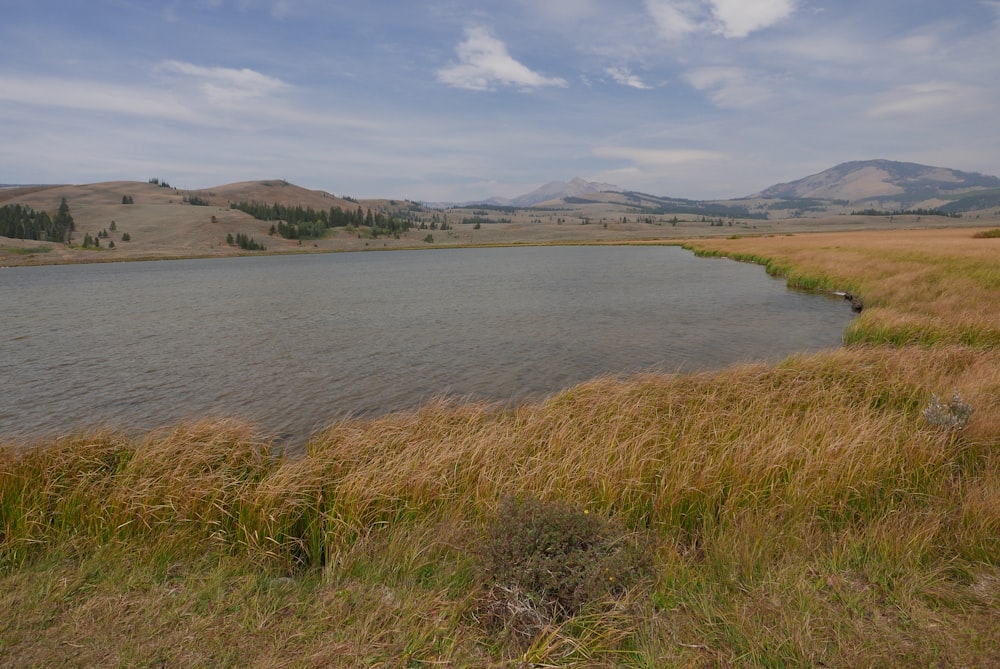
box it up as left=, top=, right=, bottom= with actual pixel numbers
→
left=752, top=159, right=1000, bottom=203
left=502, top=177, right=622, bottom=207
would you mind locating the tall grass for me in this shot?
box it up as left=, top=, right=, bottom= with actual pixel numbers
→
left=3, top=347, right=999, bottom=664
left=9, top=347, right=996, bottom=564
left=684, top=228, right=1000, bottom=346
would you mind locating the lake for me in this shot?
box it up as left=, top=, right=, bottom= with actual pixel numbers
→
left=0, top=245, right=855, bottom=445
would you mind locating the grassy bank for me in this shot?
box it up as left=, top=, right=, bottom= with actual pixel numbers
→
left=683, top=228, right=1000, bottom=347
left=2, top=228, right=999, bottom=667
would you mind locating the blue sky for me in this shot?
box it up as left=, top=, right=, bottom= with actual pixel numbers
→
left=2, top=1, right=999, bottom=202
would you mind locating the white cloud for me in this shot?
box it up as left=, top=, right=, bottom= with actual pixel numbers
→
left=644, top=0, right=796, bottom=39
left=644, top=0, right=705, bottom=39
left=157, top=60, right=290, bottom=104
left=893, top=34, right=940, bottom=57
left=0, top=74, right=197, bottom=121
left=436, top=26, right=568, bottom=91
left=709, top=0, right=796, bottom=38
left=866, top=81, right=986, bottom=118
left=605, top=67, right=652, bottom=89
left=684, top=67, right=772, bottom=108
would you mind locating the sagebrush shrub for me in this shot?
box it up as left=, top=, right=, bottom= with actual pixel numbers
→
left=923, top=390, right=973, bottom=431
left=478, top=496, right=651, bottom=634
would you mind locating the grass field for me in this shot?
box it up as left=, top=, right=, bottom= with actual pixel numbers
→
left=2, top=227, right=999, bottom=667
left=683, top=228, right=1000, bottom=347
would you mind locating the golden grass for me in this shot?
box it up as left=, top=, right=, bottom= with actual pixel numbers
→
left=683, top=228, right=1000, bottom=346
left=2, top=226, right=1000, bottom=666
left=3, top=346, right=999, bottom=665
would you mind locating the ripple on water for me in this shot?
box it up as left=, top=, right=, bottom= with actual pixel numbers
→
left=0, top=246, right=854, bottom=444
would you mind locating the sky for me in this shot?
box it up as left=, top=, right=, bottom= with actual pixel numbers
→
left=2, top=0, right=999, bottom=202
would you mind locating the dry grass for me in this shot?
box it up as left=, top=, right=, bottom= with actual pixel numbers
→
left=684, top=227, right=1000, bottom=346
left=2, top=346, right=999, bottom=666
left=2, top=225, right=1000, bottom=666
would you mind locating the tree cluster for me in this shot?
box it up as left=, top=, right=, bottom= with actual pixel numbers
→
left=231, top=201, right=412, bottom=240
left=226, top=232, right=266, bottom=251
left=0, top=199, right=75, bottom=242
left=418, top=220, right=451, bottom=231
left=850, top=207, right=960, bottom=218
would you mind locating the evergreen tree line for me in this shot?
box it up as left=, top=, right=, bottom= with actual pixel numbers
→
left=230, top=201, right=412, bottom=239
left=850, top=207, right=961, bottom=218
left=0, top=199, right=75, bottom=242
left=226, top=232, right=266, bottom=251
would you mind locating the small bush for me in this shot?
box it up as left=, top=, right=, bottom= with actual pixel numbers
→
left=923, top=390, right=973, bottom=431
left=477, top=496, right=651, bottom=642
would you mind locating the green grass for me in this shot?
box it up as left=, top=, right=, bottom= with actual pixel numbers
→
left=0, top=245, right=52, bottom=255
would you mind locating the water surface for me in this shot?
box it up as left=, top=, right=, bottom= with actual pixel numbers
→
left=1, top=246, right=854, bottom=444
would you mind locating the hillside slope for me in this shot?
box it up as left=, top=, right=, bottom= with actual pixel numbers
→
left=752, top=159, right=1000, bottom=207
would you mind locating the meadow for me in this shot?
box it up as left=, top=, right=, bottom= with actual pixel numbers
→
left=1, top=227, right=998, bottom=667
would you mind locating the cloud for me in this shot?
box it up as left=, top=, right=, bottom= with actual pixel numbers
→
left=709, top=0, right=796, bottom=38
left=866, top=81, right=986, bottom=118
left=892, top=33, right=940, bottom=57
left=158, top=60, right=290, bottom=104
left=436, top=26, right=568, bottom=91
left=644, top=0, right=796, bottom=39
left=0, top=74, right=197, bottom=121
left=684, top=67, right=772, bottom=108
left=605, top=67, right=652, bottom=89
left=644, top=0, right=705, bottom=39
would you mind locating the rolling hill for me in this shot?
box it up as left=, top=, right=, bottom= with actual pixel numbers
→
left=749, top=159, right=1000, bottom=211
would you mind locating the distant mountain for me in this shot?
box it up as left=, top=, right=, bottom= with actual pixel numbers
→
left=751, top=159, right=1000, bottom=207
left=425, top=177, right=621, bottom=209
left=500, top=177, right=622, bottom=207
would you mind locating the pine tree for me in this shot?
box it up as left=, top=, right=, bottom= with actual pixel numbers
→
left=51, top=198, right=75, bottom=243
